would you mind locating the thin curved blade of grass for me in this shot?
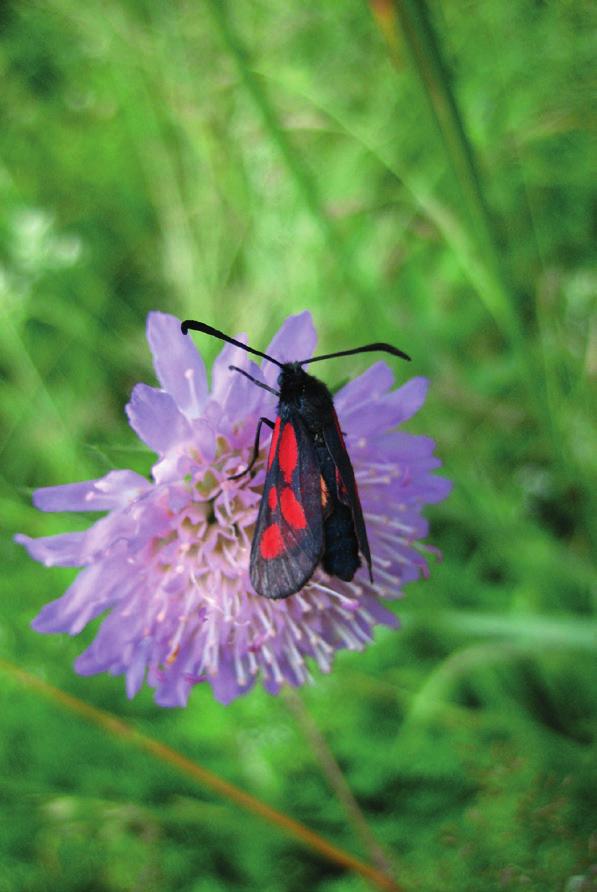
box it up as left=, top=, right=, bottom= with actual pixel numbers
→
left=249, top=64, right=503, bottom=321
left=397, top=609, right=596, bottom=723
left=406, top=640, right=525, bottom=723
left=428, top=609, right=597, bottom=652
left=0, top=659, right=404, bottom=892
left=403, top=618, right=595, bottom=724
left=205, top=0, right=375, bottom=328
left=50, top=0, right=216, bottom=318
left=284, top=689, right=397, bottom=877
left=0, top=316, right=81, bottom=475
left=370, top=0, right=575, bottom=479
left=369, top=0, right=521, bottom=346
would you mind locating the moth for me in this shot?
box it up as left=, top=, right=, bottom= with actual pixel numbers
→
left=181, top=320, right=410, bottom=599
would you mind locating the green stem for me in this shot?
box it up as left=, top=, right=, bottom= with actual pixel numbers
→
left=370, top=0, right=571, bottom=467
left=371, top=0, right=521, bottom=344
left=0, top=660, right=404, bottom=892
left=396, top=0, right=519, bottom=336
left=284, top=689, right=397, bottom=878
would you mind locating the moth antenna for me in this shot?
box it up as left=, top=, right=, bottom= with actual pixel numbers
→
left=181, top=320, right=284, bottom=368
left=300, top=342, right=411, bottom=365
left=228, top=365, right=279, bottom=396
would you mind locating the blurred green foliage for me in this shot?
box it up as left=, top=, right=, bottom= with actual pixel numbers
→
left=1, top=1, right=595, bottom=890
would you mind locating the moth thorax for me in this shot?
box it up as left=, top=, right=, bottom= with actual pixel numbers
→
left=277, top=364, right=334, bottom=434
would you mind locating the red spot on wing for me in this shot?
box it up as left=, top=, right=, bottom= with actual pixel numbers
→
left=268, top=418, right=281, bottom=469
left=280, top=487, right=307, bottom=529
left=279, top=423, right=298, bottom=483
left=268, top=486, right=278, bottom=510
left=260, top=523, right=284, bottom=559
left=336, top=467, right=348, bottom=500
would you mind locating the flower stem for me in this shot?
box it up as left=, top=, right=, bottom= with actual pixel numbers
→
left=285, top=689, right=397, bottom=878
left=0, top=660, right=404, bottom=892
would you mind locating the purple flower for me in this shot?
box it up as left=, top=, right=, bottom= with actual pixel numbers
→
left=16, top=311, right=451, bottom=706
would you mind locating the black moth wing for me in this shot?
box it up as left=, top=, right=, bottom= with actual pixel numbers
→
left=322, top=409, right=373, bottom=581
left=250, top=414, right=324, bottom=599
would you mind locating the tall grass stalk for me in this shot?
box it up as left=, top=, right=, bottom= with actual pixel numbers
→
left=369, top=0, right=574, bottom=474
left=372, top=0, right=520, bottom=344
left=0, top=659, right=404, bottom=892
left=285, top=689, right=397, bottom=877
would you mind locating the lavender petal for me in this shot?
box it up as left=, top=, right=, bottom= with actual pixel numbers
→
left=32, top=470, right=151, bottom=513
left=15, top=531, right=87, bottom=567
left=31, top=559, right=127, bottom=634
left=262, top=311, right=317, bottom=385
left=147, top=311, right=208, bottom=418
left=126, top=383, right=191, bottom=454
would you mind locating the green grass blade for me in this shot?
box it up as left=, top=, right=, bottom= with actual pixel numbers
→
left=205, top=0, right=376, bottom=324
left=372, top=0, right=521, bottom=344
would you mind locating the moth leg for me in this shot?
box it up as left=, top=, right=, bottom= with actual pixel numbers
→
left=228, top=416, right=275, bottom=480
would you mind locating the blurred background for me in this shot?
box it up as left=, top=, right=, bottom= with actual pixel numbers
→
left=1, top=2, right=595, bottom=890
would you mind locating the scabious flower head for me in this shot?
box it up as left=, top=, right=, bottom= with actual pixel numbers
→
left=17, top=311, right=451, bottom=705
